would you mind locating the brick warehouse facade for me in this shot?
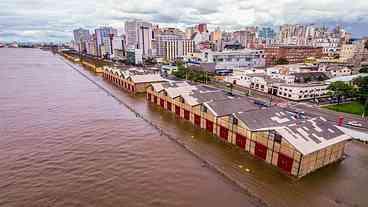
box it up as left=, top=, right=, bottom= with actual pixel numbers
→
left=147, top=81, right=350, bottom=178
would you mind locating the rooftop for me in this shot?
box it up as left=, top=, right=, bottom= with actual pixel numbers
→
left=234, top=107, right=351, bottom=155
left=204, top=97, right=260, bottom=117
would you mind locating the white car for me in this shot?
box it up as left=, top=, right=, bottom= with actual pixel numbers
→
left=347, top=121, right=363, bottom=127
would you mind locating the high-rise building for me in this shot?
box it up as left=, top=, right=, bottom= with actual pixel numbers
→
left=73, top=28, right=90, bottom=52
left=185, top=26, right=196, bottom=39
left=154, top=28, right=194, bottom=61
left=258, top=27, right=276, bottom=40
left=124, top=20, right=153, bottom=57
left=197, top=23, right=207, bottom=33
left=95, top=26, right=118, bottom=58
left=112, top=35, right=126, bottom=59
left=86, top=33, right=97, bottom=56
left=233, top=30, right=258, bottom=48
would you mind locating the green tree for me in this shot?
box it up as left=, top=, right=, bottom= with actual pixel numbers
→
left=327, top=81, right=356, bottom=104
left=353, top=76, right=368, bottom=117
left=172, top=63, right=188, bottom=79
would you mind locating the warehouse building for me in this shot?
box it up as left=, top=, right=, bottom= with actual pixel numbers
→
left=103, top=67, right=167, bottom=93
left=147, top=82, right=351, bottom=177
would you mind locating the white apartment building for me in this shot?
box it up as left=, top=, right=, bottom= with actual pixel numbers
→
left=276, top=83, right=329, bottom=101
left=155, top=33, right=194, bottom=61
left=312, top=37, right=340, bottom=56
left=201, top=49, right=265, bottom=70
left=319, top=65, right=352, bottom=78
left=112, top=35, right=125, bottom=59
left=125, top=20, right=153, bottom=57
left=95, top=27, right=118, bottom=57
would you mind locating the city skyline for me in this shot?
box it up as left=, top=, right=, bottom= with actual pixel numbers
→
left=1, top=0, right=368, bottom=42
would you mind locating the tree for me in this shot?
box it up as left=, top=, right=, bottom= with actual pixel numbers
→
left=172, top=63, right=188, bottom=79
left=353, top=76, right=368, bottom=117
left=327, top=81, right=356, bottom=104
left=273, top=58, right=289, bottom=65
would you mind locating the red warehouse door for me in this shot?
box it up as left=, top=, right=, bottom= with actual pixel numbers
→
left=175, top=106, right=181, bottom=116
left=206, top=120, right=213, bottom=133
left=160, top=99, right=165, bottom=108
left=255, top=142, right=267, bottom=160
left=184, top=110, right=190, bottom=120
left=167, top=102, right=172, bottom=111
left=236, top=134, right=246, bottom=148
left=277, top=153, right=294, bottom=174
left=147, top=93, right=151, bottom=101
left=153, top=96, right=157, bottom=104
left=219, top=126, right=228, bottom=141
left=194, top=114, right=201, bottom=127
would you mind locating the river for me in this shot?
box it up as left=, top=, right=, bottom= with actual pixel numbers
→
left=1, top=48, right=367, bottom=207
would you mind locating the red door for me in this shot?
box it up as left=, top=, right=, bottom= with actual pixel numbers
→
left=147, top=93, right=151, bottom=101
left=194, top=114, right=201, bottom=127
left=219, top=126, right=228, bottom=141
left=206, top=120, right=213, bottom=133
left=160, top=99, right=165, bottom=108
left=184, top=110, right=190, bottom=120
left=167, top=102, right=172, bottom=111
left=175, top=106, right=181, bottom=116
left=236, top=134, right=246, bottom=148
left=277, top=153, right=294, bottom=174
left=153, top=96, right=157, bottom=104
left=255, top=142, right=267, bottom=160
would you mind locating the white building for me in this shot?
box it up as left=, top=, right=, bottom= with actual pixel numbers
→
left=276, top=83, right=329, bottom=101
left=319, top=65, right=352, bottom=78
left=201, top=49, right=265, bottom=70
left=95, top=27, right=118, bottom=58
left=312, top=37, right=340, bottom=56
left=73, top=28, right=90, bottom=52
left=112, top=35, right=125, bottom=59
left=155, top=33, right=194, bottom=61
left=125, top=20, right=153, bottom=57
left=127, top=48, right=143, bottom=65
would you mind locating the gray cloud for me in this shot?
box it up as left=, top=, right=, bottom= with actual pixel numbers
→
left=0, top=0, right=367, bottom=42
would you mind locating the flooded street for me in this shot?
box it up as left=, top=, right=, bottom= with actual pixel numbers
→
left=1, top=48, right=368, bottom=207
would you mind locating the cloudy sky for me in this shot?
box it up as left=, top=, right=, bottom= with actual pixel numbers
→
left=1, top=0, right=368, bottom=42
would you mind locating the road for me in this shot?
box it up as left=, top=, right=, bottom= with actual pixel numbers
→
left=211, top=80, right=368, bottom=133
left=289, top=102, right=368, bottom=132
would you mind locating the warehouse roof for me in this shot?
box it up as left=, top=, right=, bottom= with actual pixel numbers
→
left=275, top=118, right=350, bottom=155
left=128, top=74, right=167, bottom=84
left=234, top=107, right=351, bottom=155
left=235, top=107, right=297, bottom=130
left=181, top=90, right=232, bottom=106
left=204, top=97, right=260, bottom=117
left=151, top=81, right=190, bottom=92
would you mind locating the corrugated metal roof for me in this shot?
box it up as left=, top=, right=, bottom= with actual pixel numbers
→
left=204, top=97, right=260, bottom=117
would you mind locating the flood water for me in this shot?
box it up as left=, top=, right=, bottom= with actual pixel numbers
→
left=1, top=48, right=368, bottom=207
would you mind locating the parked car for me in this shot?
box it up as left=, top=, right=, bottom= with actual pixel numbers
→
left=347, top=121, right=363, bottom=127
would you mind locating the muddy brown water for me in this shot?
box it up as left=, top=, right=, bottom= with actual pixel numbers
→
left=1, top=48, right=367, bottom=207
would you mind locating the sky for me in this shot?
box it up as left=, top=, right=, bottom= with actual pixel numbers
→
left=1, top=0, right=368, bottom=42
